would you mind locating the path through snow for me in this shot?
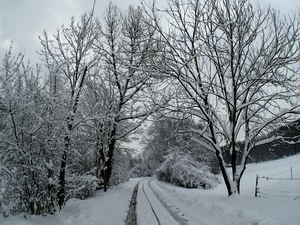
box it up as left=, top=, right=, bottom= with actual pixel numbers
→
left=136, top=179, right=183, bottom=225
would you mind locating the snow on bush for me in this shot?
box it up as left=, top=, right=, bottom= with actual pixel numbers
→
left=67, top=174, right=98, bottom=200
left=109, top=148, right=131, bottom=186
left=156, top=152, right=219, bottom=189
left=130, top=162, right=152, bottom=178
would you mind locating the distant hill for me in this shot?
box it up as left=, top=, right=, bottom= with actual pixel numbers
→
left=222, top=119, right=300, bottom=164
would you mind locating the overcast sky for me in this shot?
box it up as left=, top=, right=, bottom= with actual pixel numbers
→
left=0, top=0, right=299, bottom=63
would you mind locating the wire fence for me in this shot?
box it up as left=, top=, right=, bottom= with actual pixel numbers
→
left=255, top=166, right=300, bottom=200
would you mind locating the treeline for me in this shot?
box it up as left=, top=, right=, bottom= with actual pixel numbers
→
left=0, top=4, right=163, bottom=216
left=250, top=119, right=300, bottom=162
left=222, top=119, right=300, bottom=164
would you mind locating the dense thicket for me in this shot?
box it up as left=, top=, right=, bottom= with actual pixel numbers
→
left=0, top=4, right=161, bottom=216
left=156, top=151, right=219, bottom=189
left=142, top=116, right=219, bottom=174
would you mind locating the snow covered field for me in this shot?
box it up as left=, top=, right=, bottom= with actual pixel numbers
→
left=1, top=154, right=300, bottom=225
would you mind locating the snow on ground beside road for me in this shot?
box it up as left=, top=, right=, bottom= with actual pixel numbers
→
left=0, top=178, right=142, bottom=225
left=1, top=154, right=300, bottom=225
left=150, top=154, right=300, bottom=225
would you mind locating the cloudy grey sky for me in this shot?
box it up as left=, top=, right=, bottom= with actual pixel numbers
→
left=0, top=0, right=299, bottom=63
left=0, top=0, right=144, bottom=62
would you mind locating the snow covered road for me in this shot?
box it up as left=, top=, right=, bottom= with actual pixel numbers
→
left=136, top=179, right=183, bottom=225
left=136, top=178, right=228, bottom=225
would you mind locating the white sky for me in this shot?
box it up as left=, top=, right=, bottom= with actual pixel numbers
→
left=0, top=0, right=144, bottom=62
left=0, top=0, right=299, bottom=63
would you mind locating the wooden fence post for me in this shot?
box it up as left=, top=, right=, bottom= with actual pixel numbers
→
left=255, top=174, right=259, bottom=197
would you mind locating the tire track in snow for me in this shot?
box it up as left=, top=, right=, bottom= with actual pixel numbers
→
left=141, top=182, right=162, bottom=225
left=125, top=180, right=141, bottom=225
left=127, top=178, right=204, bottom=225
left=147, top=179, right=188, bottom=225
left=137, top=178, right=187, bottom=225
left=149, top=179, right=207, bottom=225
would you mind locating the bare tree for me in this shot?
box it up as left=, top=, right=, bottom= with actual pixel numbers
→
left=0, top=46, right=54, bottom=215
left=93, top=3, right=161, bottom=191
left=39, top=11, right=100, bottom=207
left=146, top=0, right=300, bottom=195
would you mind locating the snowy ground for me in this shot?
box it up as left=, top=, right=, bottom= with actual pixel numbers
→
left=0, top=179, right=141, bottom=225
left=1, top=154, right=300, bottom=225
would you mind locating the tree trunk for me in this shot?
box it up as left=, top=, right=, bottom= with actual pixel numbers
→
left=215, top=151, right=234, bottom=196
left=96, top=124, right=105, bottom=180
left=47, top=165, right=55, bottom=213
left=101, top=143, right=115, bottom=192
left=101, top=123, right=117, bottom=192
left=215, top=149, right=242, bottom=196
left=58, top=135, right=69, bottom=209
left=58, top=67, right=87, bottom=207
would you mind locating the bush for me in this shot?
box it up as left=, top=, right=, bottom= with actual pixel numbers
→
left=67, top=174, right=98, bottom=200
left=156, top=152, right=219, bottom=189
left=109, top=148, right=131, bottom=186
left=130, top=163, right=152, bottom=178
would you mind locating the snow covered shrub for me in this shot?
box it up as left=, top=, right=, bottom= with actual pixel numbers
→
left=156, top=152, right=219, bottom=189
left=130, top=163, right=152, bottom=178
left=109, top=148, right=131, bottom=186
left=0, top=161, right=58, bottom=216
left=129, top=155, right=152, bottom=177
left=67, top=174, right=98, bottom=200
left=0, top=175, right=15, bottom=218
